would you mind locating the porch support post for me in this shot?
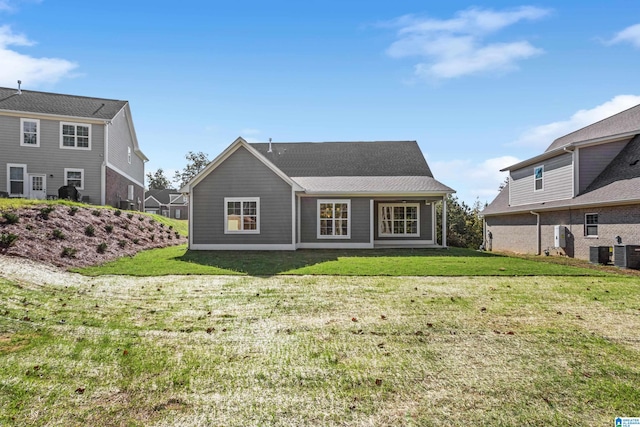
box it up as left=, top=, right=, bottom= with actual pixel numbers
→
left=442, top=196, right=447, bottom=248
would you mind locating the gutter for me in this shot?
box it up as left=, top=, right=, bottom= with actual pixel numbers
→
left=530, top=211, right=540, bottom=255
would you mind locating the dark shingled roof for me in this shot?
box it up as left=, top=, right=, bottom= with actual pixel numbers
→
left=145, top=189, right=184, bottom=205
left=0, top=86, right=127, bottom=120
left=250, top=141, right=434, bottom=177
left=483, top=135, right=640, bottom=216
left=545, top=103, right=640, bottom=152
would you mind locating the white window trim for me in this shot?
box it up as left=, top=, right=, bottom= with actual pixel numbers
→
left=317, top=199, right=351, bottom=239
left=59, top=122, right=92, bottom=150
left=20, top=118, right=40, bottom=147
left=534, top=165, right=544, bottom=192
left=7, top=163, right=27, bottom=196
left=585, top=213, right=598, bottom=237
left=127, top=146, right=132, bottom=164
left=175, top=209, right=181, bottom=219
left=64, top=168, right=85, bottom=190
left=127, top=184, right=134, bottom=201
left=378, top=203, right=421, bottom=237
left=224, top=197, right=260, bottom=234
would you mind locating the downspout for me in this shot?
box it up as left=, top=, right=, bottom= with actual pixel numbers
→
left=530, top=211, right=540, bottom=255
left=101, top=121, right=110, bottom=206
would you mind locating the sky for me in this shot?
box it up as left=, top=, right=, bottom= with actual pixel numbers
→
left=1, top=0, right=640, bottom=206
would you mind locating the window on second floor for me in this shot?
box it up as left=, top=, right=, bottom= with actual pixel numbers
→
left=20, top=118, right=40, bottom=147
left=585, top=213, right=598, bottom=237
left=60, top=122, right=91, bottom=150
left=534, top=166, right=543, bottom=191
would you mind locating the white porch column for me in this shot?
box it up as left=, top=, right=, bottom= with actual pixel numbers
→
left=442, top=197, right=447, bottom=248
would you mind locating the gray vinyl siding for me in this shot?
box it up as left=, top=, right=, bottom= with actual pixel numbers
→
left=0, top=114, right=104, bottom=202
left=107, top=106, right=144, bottom=184
left=191, top=146, right=292, bottom=245
left=577, top=140, right=628, bottom=193
left=510, top=153, right=573, bottom=206
left=374, top=200, right=433, bottom=241
left=299, top=197, right=371, bottom=243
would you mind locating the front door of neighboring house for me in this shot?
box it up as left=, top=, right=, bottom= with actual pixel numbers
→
left=29, top=174, right=47, bottom=200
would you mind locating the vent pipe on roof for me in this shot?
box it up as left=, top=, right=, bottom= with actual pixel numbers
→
left=16, top=80, right=22, bottom=95
left=268, top=138, right=273, bottom=153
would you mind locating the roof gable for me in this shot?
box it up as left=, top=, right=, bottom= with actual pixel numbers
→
left=249, top=141, right=433, bottom=177
left=546, top=103, right=640, bottom=152
left=585, top=134, right=640, bottom=193
left=0, top=87, right=127, bottom=121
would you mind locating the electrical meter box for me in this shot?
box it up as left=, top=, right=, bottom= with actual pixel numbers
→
left=554, top=225, right=566, bottom=248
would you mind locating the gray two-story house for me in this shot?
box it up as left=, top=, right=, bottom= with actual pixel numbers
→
left=483, top=103, right=640, bottom=260
left=0, top=86, right=147, bottom=209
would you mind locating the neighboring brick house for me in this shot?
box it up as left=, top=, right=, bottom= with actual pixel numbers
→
left=145, top=189, right=188, bottom=219
left=0, top=85, right=147, bottom=209
left=483, top=104, right=640, bottom=261
left=180, top=137, right=454, bottom=250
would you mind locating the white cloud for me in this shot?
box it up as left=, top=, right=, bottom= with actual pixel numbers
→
left=0, top=25, right=77, bottom=87
left=384, top=6, right=549, bottom=80
left=430, top=155, right=519, bottom=205
left=607, top=23, right=640, bottom=48
left=510, top=95, right=640, bottom=149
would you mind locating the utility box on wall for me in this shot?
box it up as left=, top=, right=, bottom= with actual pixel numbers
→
left=554, top=225, right=566, bottom=248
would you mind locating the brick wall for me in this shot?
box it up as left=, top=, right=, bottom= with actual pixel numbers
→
left=105, top=167, right=144, bottom=211
left=485, top=204, right=640, bottom=260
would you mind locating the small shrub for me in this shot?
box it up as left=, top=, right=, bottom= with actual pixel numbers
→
left=127, top=213, right=134, bottom=220
left=0, top=233, right=19, bottom=249
left=25, top=224, right=33, bottom=231
left=122, top=223, right=129, bottom=230
left=85, top=225, right=95, bottom=237
left=105, top=224, right=114, bottom=234
left=132, top=238, right=139, bottom=245
left=168, top=225, right=173, bottom=230
left=39, top=207, right=55, bottom=220
left=52, top=229, right=66, bottom=240
left=159, top=223, right=165, bottom=228
left=114, top=210, right=122, bottom=217
left=149, top=219, right=155, bottom=225
left=168, top=235, right=173, bottom=240
left=118, top=240, right=127, bottom=248
left=68, top=206, right=78, bottom=216
left=92, top=210, right=102, bottom=217
left=148, top=227, right=154, bottom=232
left=138, top=226, right=145, bottom=232
left=61, top=247, right=77, bottom=258
left=97, top=242, right=108, bottom=254
left=150, top=235, right=155, bottom=242
left=3, top=212, right=19, bottom=224
left=138, top=216, right=144, bottom=222
left=175, top=232, right=180, bottom=238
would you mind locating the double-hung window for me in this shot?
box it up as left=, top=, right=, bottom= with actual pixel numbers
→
left=585, top=213, right=598, bottom=237
left=379, top=203, right=419, bottom=236
left=534, top=166, right=543, bottom=191
left=20, top=118, right=40, bottom=147
left=224, top=197, right=259, bottom=233
left=318, top=200, right=350, bottom=238
left=7, top=164, right=27, bottom=196
left=60, top=122, right=91, bottom=149
left=64, top=168, right=84, bottom=190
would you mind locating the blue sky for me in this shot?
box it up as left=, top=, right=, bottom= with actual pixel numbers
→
left=1, top=0, right=640, bottom=205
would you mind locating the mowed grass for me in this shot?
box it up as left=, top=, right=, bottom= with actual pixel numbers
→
left=75, top=245, right=615, bottom=277
left=1, top=273, right=640, bottom=426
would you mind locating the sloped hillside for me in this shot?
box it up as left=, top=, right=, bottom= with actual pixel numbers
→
left=0, top=203, right=186, bottom=268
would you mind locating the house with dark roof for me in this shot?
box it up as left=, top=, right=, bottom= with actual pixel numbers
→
left=483, top=103, right=640, bottom=261
left=0, top=85, right=147, bottom=209
left=145, top=189, right=188, bottom=219
left=180, top=137, right=454, bottom=250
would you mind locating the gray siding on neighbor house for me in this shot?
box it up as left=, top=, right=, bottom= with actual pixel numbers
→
left=577, top=140, right=628, bottom=194
left=0, top=114, right=104, bottom=202
left=510, top=153, right=573, bottom=206
left=299, top=197, right=371, bottom=243
left=107, top=106, right=144, bottom=185
left=374, top=200, right=433, bottom=241
left=191, top=146, right=292, bottom=245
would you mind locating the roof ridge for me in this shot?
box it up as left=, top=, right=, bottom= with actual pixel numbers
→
left=0, top=86, right=127, bottom=103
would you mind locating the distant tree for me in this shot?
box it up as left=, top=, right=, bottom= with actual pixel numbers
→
left=146, top=168, right=171, bottom=190
left=435, top=195, right=484, bottom=249
left=173, top=151, right=210, bottom=189
left=498, top=176, right=509, bottom=191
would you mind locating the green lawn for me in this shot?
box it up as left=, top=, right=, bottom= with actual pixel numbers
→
left=1, top=272, right=639, bottom=426
left=75, top=245, right=616, bottom=277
